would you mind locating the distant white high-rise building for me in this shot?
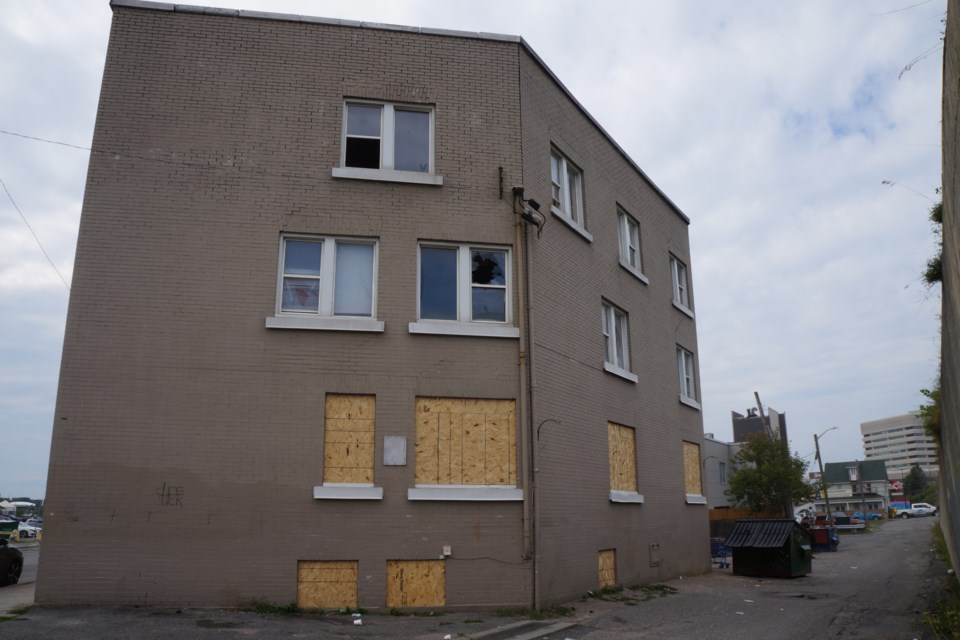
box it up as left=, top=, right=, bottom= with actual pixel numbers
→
left=861, top=412, right=938, bottom=478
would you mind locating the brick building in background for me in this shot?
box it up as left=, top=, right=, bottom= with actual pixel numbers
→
left=40, top=0, right=707, bottom=609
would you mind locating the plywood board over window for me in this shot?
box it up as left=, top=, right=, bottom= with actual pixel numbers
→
left=608, top=423, right=638, bottom=492
left=297, top=560, right=358, bottom=609
left=323, top=394, right=376, bottom=484
left=598, top=549, right=617, bottom=589
left=682, top=441, right=703, bottom=495
left=414, top=398, right=516, bottom=485
left=386, top=560, right=445, bottom=608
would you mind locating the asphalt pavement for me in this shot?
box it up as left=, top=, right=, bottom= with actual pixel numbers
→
left=0, top=518, right=947, bottom=639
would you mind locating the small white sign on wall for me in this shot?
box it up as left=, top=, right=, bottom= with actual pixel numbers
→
left=384, top=436, right=407, bottom=466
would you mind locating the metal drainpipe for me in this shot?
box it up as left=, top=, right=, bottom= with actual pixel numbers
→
left=512, top=187, right=536, bottom=609
left=525, top=204, right=541, bottom=614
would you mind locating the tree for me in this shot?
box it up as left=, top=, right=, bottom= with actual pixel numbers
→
left=919, top=382, right=941, bottom=446
left=922, top=200, right=943, bottom=286
left=726, top=431, right=810, bottom=516
left=903, top=463, right=929, bottom=502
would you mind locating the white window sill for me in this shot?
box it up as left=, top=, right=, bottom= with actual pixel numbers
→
left=314, top=484, right=384, bottom=500
left=407, top=485, right=524, bottom=501
left=266, top=316, right=385, bottom=332
left=619, top=260, right=650, bottom=285
left=679, top=395, right=701, bottom=411
left=332, top=166, right=443, bottom=186
left=672, top=301, right=695, bottom=319
left=409, top=321, right=520, bottom=339
left=550, top=206, right=593, bottom=242
left=685, top=494, right=707, bottom=505
left=604, top=362, right=638, bottom=383
left=610, top=490, right=645, bottom=504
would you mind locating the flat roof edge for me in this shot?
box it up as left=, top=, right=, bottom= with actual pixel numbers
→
left=109, top=0, right=523, bottom=43
left=109, top=0, right=690, bottom=225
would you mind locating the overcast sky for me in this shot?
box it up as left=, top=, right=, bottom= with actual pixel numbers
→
left=1, top=1, right=946, bottom=499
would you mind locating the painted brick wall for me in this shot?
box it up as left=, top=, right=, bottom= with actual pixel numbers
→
left=518, top=48, right=709, bottom=604
left=41, top=2, right=708, bottom=609
left=41, top=5, right=529, bottom=609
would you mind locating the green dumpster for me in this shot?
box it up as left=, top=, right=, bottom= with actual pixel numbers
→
left=723, top=519, right=813, bottom=578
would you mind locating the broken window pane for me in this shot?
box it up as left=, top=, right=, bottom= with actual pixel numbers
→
left=471, top=251, right=505, bottom=285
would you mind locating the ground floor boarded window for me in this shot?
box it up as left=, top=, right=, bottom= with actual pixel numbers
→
left=598, top=549, right=617, bottom=589
left=297, top=560, right=358, bottom=609
left=386, top=560, right=445, bottom=608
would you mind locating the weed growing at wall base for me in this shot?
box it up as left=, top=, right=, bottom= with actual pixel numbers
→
left=924, top=522, right=960, bottom=637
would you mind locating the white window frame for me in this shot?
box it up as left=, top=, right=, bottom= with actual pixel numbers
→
left=550, top=148, right=592, bottom=241
left=409, top=242, right=519, bottom=339
left=602, top=301, right=637, bottom=383
left=670, top=255, right=694, bottom=317
left=719, top=461, right=727, bottom=484
left=617, top=208, right=647, bottom=283
left=677, top=346, right=700, bottom=409
left=332, top=100, right=442, bottom=186
left=265, top=234, right=384, bottom=332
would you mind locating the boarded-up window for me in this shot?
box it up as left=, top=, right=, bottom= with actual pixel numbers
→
left=297, top=560, right=357, bottom=609
left=598, top=549, right=617, bottom=589
left=414, top=397, right=516, bottom=485
left=608, top=423, right=638, bottom=492
left=683, top=441, right=702, bottom=495
left=386, top=560, right=445, bottom=607
left=324, top=394, right=375, bottom=484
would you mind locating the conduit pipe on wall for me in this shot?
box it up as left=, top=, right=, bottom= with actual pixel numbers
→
left=513, top=186, right=537, bottom=610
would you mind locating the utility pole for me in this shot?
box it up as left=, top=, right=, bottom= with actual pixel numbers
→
left=814, top=432, right=834, bottom=526
left=755, top=391, right=794, bottom=519
left=859, top=460, right=867, bottom=523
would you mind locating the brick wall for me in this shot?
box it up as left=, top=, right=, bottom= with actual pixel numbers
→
left=518, top=47, right=709, bottom=604
left=40, top=2, right=708, bottom=609
left=41, top=5, right=528, bottom=608
left=939, top=0, right=960, bottom=578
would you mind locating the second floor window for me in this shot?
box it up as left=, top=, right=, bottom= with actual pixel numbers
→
left=277, top=235, right=377, bottom=318
left=602, top=301, right=631, bottom=376
left=677, top=346, right=699, bottom=407
left=343, top=101, right=433, bottom=174
left=418, top=244, right=510, bottom=323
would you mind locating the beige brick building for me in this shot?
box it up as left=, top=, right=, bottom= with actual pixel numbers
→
left=40, top=0, right=709, bottom=609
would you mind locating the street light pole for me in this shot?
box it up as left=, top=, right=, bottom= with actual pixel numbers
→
left=814, top=427, right=838, bottom=526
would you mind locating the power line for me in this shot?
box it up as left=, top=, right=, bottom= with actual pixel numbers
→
left=0, top=175, right=71, bottom=292
left=871, top=0, right=935, bottom=16
left=0, top=128, right=320, bottom=182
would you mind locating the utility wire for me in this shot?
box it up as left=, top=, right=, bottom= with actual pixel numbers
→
left=871, top=0, right=935, bottom=16
left=0, top=128, right=319, bottom=182
left=0, top=175, right=71, bottom=292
